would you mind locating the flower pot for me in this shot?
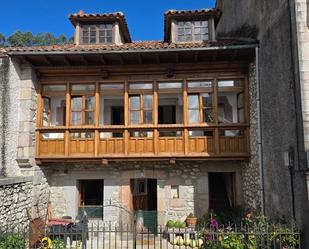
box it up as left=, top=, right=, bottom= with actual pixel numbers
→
left=186, top=217, right=198, bottom=228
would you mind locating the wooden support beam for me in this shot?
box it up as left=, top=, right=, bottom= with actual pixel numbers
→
left=63, top=56, right=71, bottom=66
left=137, top=54, right=143, bottom=64
left=212, top=51, right=217, bottom=61
left=155, top=53, right=161, bottom=64
left=43, top=56, right=53, bottom=66
left=175, top=53, right=179, bottom=63
left=119, top=55, right=125, bottom=65
left=80, top=55, right=89, bottom=65
left=100, top=55, right=107, bottom=65
left=194, top=52, right=199, bottom=62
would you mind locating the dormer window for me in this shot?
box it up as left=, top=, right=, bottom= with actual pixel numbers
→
left=177, top=21, right=208, bottom=42
left=81, top=24, right=113, bottom=44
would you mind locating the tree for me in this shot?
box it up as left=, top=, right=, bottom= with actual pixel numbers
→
left=0, top=33, right=5, bottom=47
left=57, top=34, right=67, bottom=44
left=7, top=31, right=33, bottom=47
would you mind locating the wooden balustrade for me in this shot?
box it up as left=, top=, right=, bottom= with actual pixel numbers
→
left=36, top=127, right=249, bottom=160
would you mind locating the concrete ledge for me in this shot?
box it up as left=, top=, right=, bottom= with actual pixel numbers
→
left=0, top=176, right=33, bottom=186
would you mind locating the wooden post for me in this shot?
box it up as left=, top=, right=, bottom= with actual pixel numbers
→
left=183, top=79, right=189, bottom=155
left=94, top=82, right=100, bottom=156
left=213, top=78, right=220, bottom=155
left=36, top=85, right=42, bottom=157
left=153, top=80, right=158, bottom=155
left=65, top=82, right=70, bottom=157
left=124, top=80, right=129, bottom=155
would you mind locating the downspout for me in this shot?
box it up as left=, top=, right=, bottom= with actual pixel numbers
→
left=255, top=45, right=265, bottom=215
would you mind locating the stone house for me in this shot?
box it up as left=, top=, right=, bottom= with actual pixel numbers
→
left=0, top=4, right=306, bottom=244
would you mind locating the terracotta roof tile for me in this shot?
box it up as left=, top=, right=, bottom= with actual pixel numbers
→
left=4, top=40, right=255, bottom=54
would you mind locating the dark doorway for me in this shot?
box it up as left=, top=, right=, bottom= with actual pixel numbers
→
left=208, top=173, right=235, bottom=213
left=78, top=179, right=104, bottom=219
left=158, top=106, right=176, bottom=124
left=111, top=106, right=124, bottom=125
left=130, top=179, right=157, bottom=233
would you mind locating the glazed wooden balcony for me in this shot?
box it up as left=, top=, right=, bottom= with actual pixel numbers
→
left=36, top=125, right=249, bottom=162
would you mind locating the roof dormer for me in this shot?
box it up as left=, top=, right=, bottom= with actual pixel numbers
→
left=164, top=9, right=220, bottom=43
left=69, top=10, right=131, bottom=46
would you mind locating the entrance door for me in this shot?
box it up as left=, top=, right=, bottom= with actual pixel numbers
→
left=131, top=179, right=157, bottom=233
left=208, top=173, right=236, bottom=213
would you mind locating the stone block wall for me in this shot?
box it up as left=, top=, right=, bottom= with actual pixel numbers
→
left=0, top=177, right=33, bottom=230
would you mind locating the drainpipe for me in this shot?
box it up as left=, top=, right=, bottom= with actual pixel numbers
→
left=255, top=45, right=266, bottom=215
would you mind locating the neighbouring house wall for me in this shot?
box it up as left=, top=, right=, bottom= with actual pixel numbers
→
left=45, top=161, right=243, bottom=225
left=0, top=57, right=50, bottom=223
left=216, top=0, right=309, bottom=245
left=0, top=176, right=33, bottom=230
left=294, top=0, right=309, bottom=205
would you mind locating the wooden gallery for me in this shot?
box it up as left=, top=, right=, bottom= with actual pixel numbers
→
left=5, top=9, right=258, bottom=226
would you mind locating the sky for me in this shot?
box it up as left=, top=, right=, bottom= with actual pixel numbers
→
left=0, top=0, right=215, bottom=41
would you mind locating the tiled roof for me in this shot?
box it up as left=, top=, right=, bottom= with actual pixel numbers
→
left=164, top=8, right=220, bottom=42
left=5, top=40, right=255, bottom=54
left=69, top=10, right=131, bottom=43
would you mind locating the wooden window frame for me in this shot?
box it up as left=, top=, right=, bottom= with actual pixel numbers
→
left=80, top=23, right=114, bottom=45
left=129, top=94, right=153, bottom=125
left=176, top=20, right=209, bottom=42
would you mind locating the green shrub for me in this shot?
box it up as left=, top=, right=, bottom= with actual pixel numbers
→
left=0, top=234, right=26, bottom=249
left=166, top=220, right=175, bottom=228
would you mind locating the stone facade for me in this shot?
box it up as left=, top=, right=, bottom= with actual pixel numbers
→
left=241, top=62, right=261, bottom=213
left=45, top=161, right=243, bottom=225
left=0, top=176, right=33, bottom=229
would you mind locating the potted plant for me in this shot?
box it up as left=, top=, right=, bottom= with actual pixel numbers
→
left=186, top=213, right=198, bottom=227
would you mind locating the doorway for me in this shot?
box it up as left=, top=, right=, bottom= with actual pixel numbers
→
left=208, top=173, right=236, bottom=213
left=130, top=179, right=157, bottom=233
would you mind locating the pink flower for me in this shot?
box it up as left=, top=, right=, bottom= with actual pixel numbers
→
left=210, top=218, right=218, bottom=228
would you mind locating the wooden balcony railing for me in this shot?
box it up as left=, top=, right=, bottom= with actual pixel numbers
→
left=36, top=125, right=249, bottom=162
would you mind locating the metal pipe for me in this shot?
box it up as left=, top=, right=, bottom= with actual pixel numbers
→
left=255, top=45, right=265, bottom=215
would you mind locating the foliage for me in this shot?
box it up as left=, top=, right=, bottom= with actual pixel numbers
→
left=0, top=234, right=26, bottom=249
left=187, top=213, right=196, bottom=218
left=52, top=237, right=66, bottom=249
left=0, top=31, right=74, bottom=47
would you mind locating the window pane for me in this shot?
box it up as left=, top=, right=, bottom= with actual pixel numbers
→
left=50, top=96, right=66, bottom=126
left=158, top=82, right=182, bottom=89
left=238, top=109, right=245, bottom=123
left=220, top=129, right=244, bottom=137
left=43, top=98, right=50, bottom=127
left=85, top=112, right=94, bottom=125
left=195, top=34, right=202, bottom=41
left=218, top=92, right=238, bottom=123
left=143, top=111, right=153, bottom=124
left=71, top=97, right=82, bottom=110
left=130, top=131, right=153, bottom=138
left=130, top=96, right=140, bottom=110
left=72, top=84, right=95, bottom=92
left=203, top=109, right=213, bottom=122
left=237, top=93, right=244, bottom=108
left=71, top=112, right=82, bottom=125
left=188, top=95, right=199, bottom=108
left=159, top=130, right=183, bottom=137
left=189, top=130, right=213, bottom=137
left=100, top=84, right=124, bottom=90
left=42, top=132, right=64, bottom=139
left=143, top=95, right=153, bottom=109
left=71, top=132, right=94, bottom=139
left=129, top=83, right=152, bottom=89
left=100, top=132, right=123, bottom=139
left=130, top=111, right=140, bottom=124
left=100, top=95, right=124, bottom=125
left=158, top=93, right=183, bottom=124
left=218, top=80, right=244, bottom=88
left=43, top=85, right=66, bottom=92
left=85, top=96, right=94, bottom=110
left=201, top=93, right=212, bottom=108
left=189, top=110, right=199, bottom=123
left=188, top=81, right=212, bottom=88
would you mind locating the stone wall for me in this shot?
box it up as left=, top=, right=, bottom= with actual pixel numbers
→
left=0, top=176, right=33, bottom=230
left=45, top=161, right=243, bottom=225
left=241, top=62, right=261, bottom=214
